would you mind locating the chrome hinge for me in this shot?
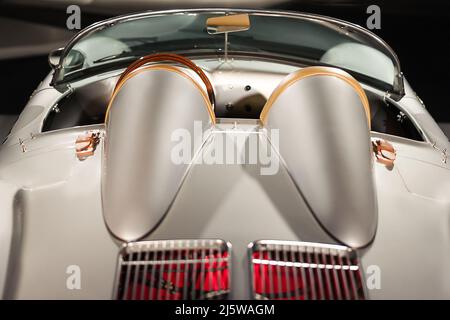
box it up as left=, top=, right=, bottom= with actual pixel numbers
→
left=51, top=105, right=61, bottom=113
left=29, top=89, right=38, bottom=99
left=50, top=84, right=73, bottom=114
left=415, top=93, right=426, bottom=108
left=383, top=91, right=391, bottom=105
left=63, top=83, right=74, bottom=96
left=55, top=82, right=73, bottom=95
left=18, top=138, right=26, bottom=153
left=432, top=142, right=448, bottom=164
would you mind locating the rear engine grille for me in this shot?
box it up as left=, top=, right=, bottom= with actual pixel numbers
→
left=114, top=239, right=231, bottom=300
left=249, top=240, right=365, bottom=300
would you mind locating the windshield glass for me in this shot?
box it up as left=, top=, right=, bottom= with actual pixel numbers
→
left=56, top=10, right=400, bottom=93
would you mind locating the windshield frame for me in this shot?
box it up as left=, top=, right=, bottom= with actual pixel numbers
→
left=51, top=8, right=404, bottom=99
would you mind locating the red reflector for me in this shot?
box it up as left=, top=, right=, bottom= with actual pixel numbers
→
left=115, top=240, right=231, bottom=300
left=250, top=240, right=365, bottom=300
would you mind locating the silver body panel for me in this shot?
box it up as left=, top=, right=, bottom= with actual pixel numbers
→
left=265, top=75, right=377, bottom=247
left=103, top=68, right=213, bottom=241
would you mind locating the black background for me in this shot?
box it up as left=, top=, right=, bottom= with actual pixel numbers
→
left=0, top=299, right=440, bottom=318
left=0, top=0, right=449, bottom=123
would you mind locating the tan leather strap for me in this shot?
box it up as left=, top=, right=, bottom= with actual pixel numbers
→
left=260, top=66, right=371, bottom=128
left=112, top=53, right=215, bottom=109
left=105, top=64, right=215, bottom=124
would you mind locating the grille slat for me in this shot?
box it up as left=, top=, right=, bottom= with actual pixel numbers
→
left=182, top=247, right=189, bottom=300
left=338, top=254, right=351, bottom=299
left=313, top=250, right=324, bottom=300
left=348, top=255, right=361, bottom=299
left=268, top=249, right=275, bottom=299
left=216, top=248, right=222, bottom=299
left=207, top=245, right=214, bottom=298
left=149, top=243, right=158, bottom=300
left=191, top=241, right=198, bottom=300
left=343, top=255, right=357, bottom=300
left=157, top=241, right=166, bottom=300
left=275, top=245, right=282, bottom=299
left=212, top=246, right=218, bottom=299
left=199, top=241, right=206, bottom=299
left=249, top=240, right=365, bottom=300
left=330, top=252, right=342, bottom=299
left=306, top=250, right=316, bottom=300
left=165, top=241, right=175, bottom=300
left=319, top=250, right=332, bottom=299
left=290, top=245, right=300, bottom=300
left=131, top=248, right=141, bottom=300
left=259, top=248, right=266, bottom=299
left=115, top=239, right=231, bottom=300
left=283, top=247, right=291, bottom=300
left=298, top=247, right=308, bottom=300
left=175, top=245, right=182, bottom=300
left=122, top=254, right=132, bottom=300
left=140, top=245, right=150, bottom=300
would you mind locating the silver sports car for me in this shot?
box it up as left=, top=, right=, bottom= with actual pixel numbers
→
left=1, top=8, right=449, bottom=300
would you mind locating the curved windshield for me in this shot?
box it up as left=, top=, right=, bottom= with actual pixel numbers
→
left=55, top=10, right=402, bottom=95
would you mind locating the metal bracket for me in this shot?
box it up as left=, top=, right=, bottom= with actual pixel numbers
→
left=372, top=139, right=396, bottom=167
left=432, top=142, right=448, bottom=164
left=75, top=131, right=101, bottom=161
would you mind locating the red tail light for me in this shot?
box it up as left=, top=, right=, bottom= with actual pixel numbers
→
left=115, top=240, right=231, bottom=300
left=249, top=240, right=365, bottom=300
